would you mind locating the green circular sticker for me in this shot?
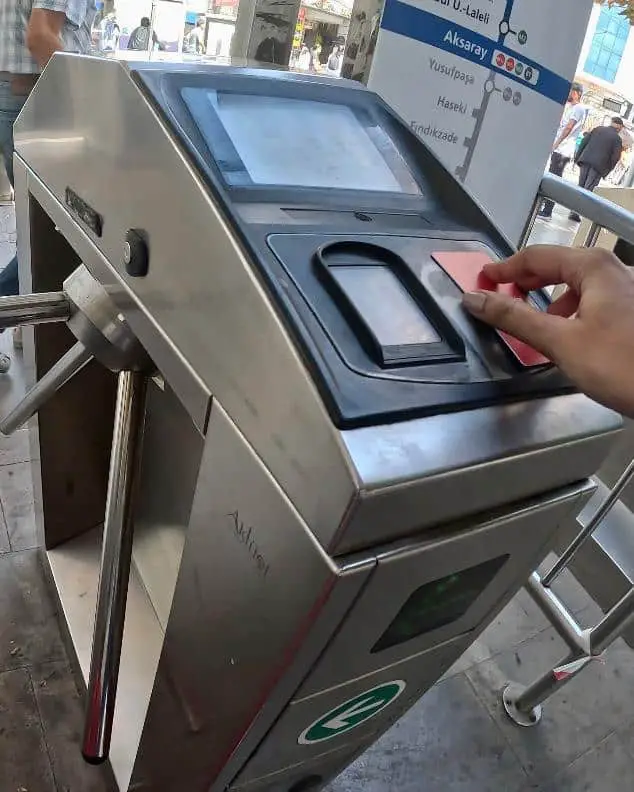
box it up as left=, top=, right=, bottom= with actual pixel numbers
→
left=298, top=681, right=406, bottom=745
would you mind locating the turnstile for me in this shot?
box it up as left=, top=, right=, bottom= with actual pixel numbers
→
left=2, top=55, right=622, bottom=792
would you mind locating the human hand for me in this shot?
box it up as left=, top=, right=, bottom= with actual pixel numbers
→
left=462, top=245, right=634, bottom=416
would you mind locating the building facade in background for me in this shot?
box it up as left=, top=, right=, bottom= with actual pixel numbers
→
left=577, top=2, right=634, bottom=114
left=584, top=2, right=630, bottom=82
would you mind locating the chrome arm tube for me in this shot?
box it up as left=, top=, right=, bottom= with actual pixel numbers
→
left=542, top=459, right=634, bottom=587
left=0, top=341, right=93, bottom=434
left=590, top=586, right=634, bottom=654
left=82, top=370, right=148, bottom=765
left=0, top=292, right=70, bottom=329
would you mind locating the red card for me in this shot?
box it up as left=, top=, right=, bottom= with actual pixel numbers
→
left=431, top=251, right=549, bottom=367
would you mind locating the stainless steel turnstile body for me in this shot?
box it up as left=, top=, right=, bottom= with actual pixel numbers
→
left=7, top=56, right=621, bottom=792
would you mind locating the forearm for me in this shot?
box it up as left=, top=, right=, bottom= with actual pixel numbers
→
left=26, top=10, right=67, bottom=69
left=26, top=27, right=64, bottom=68
left=553, top=123, right=574, bottom=152
left=552, top=133, right=569, bottom=151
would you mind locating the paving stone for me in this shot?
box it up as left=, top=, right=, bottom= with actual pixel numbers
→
left=446, top=588, right=551, bottom=678
left=539, top=734, right=634, bottom=792
left=328, top=674, right=529, bottom=792
left=32, top=661, right=115, bottom=792
left=0, top=666, right=56, bottom=791
left=466, top=628, right=634, bottom=783
left=0, top=460, right=38, bottom=551
left=0, top=548, right=66, bottom=672
left=0, top=428, right=33, bottom=467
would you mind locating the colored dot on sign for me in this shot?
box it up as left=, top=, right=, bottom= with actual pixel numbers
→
left=506, top=57, right=515, bottom=71
left=515, top=62, right=523, bottom=76
left=496, top=53, right=505, bottom=67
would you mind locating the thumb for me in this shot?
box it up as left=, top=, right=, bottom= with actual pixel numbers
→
left=463, top=290, right=570, bottom=360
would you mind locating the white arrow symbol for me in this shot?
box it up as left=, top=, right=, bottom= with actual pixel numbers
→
left=321, top=696, right=386, bottom=731
left=298, top=681, right=406, bottom=745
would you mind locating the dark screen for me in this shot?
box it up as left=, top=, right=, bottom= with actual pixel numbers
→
left=329, top=265, right=440, bottom=347
left=372, top=555, right=509, bottom=653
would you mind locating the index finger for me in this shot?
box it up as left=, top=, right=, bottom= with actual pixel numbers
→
left=482, top=245, right=601, bottom=292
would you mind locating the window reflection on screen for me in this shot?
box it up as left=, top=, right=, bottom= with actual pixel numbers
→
left=211, top=93, right=406, bottom=191
left=330, top=266, right=439, bottom=346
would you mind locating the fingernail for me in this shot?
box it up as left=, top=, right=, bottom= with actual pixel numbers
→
left=462, top=291, right=487, bottom=313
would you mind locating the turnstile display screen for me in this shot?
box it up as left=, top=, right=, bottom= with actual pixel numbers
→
left=181, top=89, right=421, bottom=193
left=372, top=555, right=508, bottom=653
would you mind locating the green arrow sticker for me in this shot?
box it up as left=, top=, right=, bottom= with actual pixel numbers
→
left=298, top=681, right=406, bottom=745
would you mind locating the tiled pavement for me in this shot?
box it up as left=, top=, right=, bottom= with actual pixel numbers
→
left=2, top=202, right=634, bottom=791
left=527, top=205, right=582, bottom=248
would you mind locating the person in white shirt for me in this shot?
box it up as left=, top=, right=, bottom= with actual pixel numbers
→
left=538, top=82, right=587, bottom=221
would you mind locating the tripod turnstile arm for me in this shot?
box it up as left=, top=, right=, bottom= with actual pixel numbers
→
left=0, top=273, right=152, bottom=763
left=82, top=370, right=148, bottom=764
left=0, top=291, right=70, bottom=329
left=0, top=341, right=93, bottom=434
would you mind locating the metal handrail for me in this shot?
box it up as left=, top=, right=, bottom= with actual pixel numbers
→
left=524, top=176, right=634, bottom=583
left=542, top=459, right=634, bottom=587
left=503, top=178, right=634, bottom=726
left=520, top=174, right=634, bottom=249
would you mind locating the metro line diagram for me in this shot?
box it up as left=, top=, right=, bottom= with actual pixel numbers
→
left=455, top=0, right=527, bottom=181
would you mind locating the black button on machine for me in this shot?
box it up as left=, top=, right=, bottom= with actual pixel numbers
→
left=123, top=229, right=150, bottom=277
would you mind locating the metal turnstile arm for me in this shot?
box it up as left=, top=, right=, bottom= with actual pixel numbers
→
left=0, top=341, right=93, bottom=434
left=82, top=370, right=148, bottom=764
left=0, top=291, right=70, bottom=328
left=0, top=279, right=151, bottom=763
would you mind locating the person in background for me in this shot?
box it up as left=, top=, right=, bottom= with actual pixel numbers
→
left=0, top=0, right=96, bottom=373
left=325, top=44, right=341, bottom=76
left=297, top=43, right=311, bottom=71
left=569, top=117, right=625, bottom=221
left=614, top=145, right=633, bottom=186
left=100, top=10, right=120, bottom=52
left=462, top=246, right=634, bottom=418
left=186, top=16, right=205, bottom=55
left=127, top=16, right=162, bottom=51
left=538, top=83, right=587, bottom=221
left=309, top=42, right=321, bottom=73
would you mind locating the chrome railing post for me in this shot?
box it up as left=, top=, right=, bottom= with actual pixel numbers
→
left=542, top=460, right=634, bottom=587
left=502, top=177, right=634, bottom=726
